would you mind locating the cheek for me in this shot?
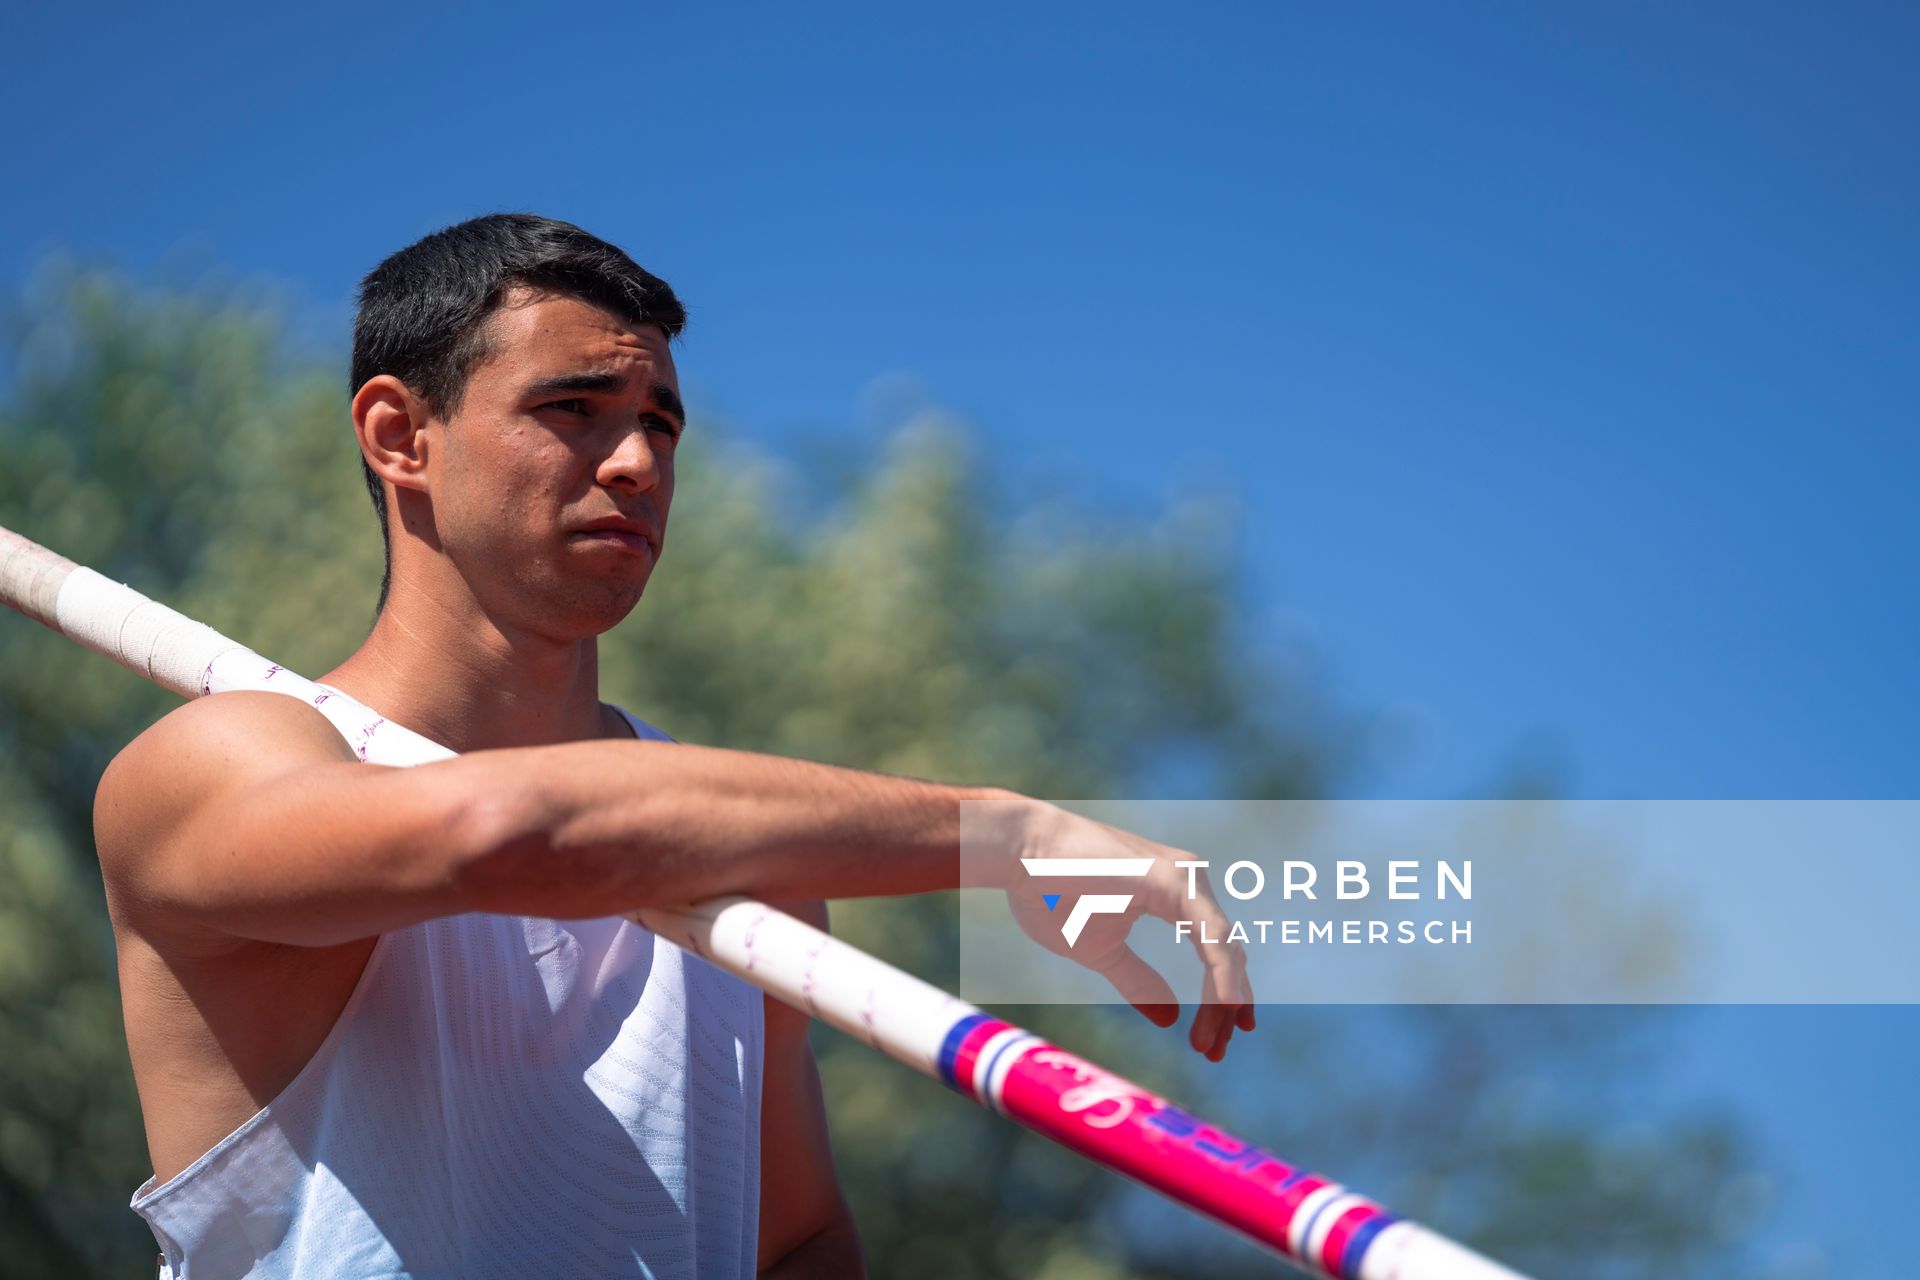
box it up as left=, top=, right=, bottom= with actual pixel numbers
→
left=444, top=428, right=577, bottom=533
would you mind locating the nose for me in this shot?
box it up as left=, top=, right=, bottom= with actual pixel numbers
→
left=596, top=424, right=664, bottom=494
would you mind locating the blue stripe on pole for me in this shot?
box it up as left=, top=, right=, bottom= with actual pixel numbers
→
left=1339, top=1212, right=1399, bottom=1279
left=936, top=1012, right=991, bottom=1092
left=1295, top=1193, right=1338, bottom=1265
left=976, top=1032, right=1034, bottom=1112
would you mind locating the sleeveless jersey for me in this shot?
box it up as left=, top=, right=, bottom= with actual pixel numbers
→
left=130, top=706, right=764, bottom=1279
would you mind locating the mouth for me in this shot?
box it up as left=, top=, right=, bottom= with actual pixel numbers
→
left=568, top=518, right=660, bottom=556
left=571, top=528, right=656, bottom=555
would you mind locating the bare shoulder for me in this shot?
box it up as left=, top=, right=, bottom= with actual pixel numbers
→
left=94, top=692, right=351, bottom=892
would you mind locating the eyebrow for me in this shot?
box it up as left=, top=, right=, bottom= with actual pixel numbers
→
left=522, top=370, right=686, bottom=426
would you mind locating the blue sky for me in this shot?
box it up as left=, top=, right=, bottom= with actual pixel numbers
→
left=4, top=3, right=1915, bottom=1273
left=6, top=3, right=1910, bottom=801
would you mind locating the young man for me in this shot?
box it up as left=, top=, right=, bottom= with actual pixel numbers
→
left=93, top=214, right=1253, bottom=1278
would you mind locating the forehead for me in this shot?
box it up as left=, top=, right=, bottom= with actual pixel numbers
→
left=472, top=291, right=677, bottom=388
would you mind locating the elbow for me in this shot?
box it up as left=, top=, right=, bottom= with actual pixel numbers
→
left=441, top=775, right=555, bottom=914
left=438, top=763, right=649, bottom=918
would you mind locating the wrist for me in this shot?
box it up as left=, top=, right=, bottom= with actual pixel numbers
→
left=958, top=787, right=1061, bottom=891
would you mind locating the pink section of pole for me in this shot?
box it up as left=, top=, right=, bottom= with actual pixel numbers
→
left=954, top=1014, right=1536, bottom=1279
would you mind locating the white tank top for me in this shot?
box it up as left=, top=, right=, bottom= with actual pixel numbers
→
left=130, top=706, right=764, bottom=1279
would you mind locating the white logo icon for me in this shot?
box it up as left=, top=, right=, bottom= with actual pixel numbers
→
left=1020, top=858, right=1154, bottom=946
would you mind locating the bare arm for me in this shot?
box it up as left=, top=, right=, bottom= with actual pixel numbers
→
left=758, top=1220, right=863, bottom=1279
left=754, top=901, right=864, bottom=1278
left=95, top=690, right=999, bottom=949
left=98, top=689, right=1253, bottom=1058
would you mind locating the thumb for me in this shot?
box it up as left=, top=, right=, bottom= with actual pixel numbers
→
left=1093, top=943, right=1180, bottom=1027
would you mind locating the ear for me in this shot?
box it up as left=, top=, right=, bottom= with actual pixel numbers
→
left=353, top=374, right=435, bottom=498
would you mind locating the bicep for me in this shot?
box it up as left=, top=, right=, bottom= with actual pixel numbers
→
left=756, top=1013, right=853, bottom=1271
left=94, top=692, right=485, bottom=947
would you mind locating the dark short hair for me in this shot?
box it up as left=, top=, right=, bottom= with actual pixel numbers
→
left=350, top=213, right=687, bottom=611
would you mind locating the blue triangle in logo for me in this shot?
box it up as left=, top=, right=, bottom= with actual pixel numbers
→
left=1042, top=894, right=1062, bottom=912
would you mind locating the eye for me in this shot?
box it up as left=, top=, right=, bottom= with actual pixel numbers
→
left=543, top=398, right=591, bottom=415
left=644, top=414, right=683, bottom=444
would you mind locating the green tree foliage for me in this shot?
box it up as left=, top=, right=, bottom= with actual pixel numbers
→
left=0, top=266, right=1768, bottom=1277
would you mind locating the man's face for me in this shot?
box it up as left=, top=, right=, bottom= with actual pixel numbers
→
left=428, top=290, right=684, bottom=636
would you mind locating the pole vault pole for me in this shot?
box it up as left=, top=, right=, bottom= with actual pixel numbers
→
left=0, top=524, right=1531, bottom=1280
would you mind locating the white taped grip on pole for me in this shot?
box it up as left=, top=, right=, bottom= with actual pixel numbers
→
left=0, top=528, right=243, bottom=699
left=55, top=567, right=247, bottom=700
left=0, top=526, right=75, bottom=628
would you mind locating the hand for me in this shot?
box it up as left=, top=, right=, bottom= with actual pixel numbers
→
left=986, top=795, right=1256, bottom=1062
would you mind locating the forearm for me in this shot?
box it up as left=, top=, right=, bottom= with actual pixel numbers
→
left=454, top=740, right=1025, bottom=918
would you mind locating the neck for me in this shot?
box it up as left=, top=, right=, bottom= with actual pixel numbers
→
left=322, top=577, right=621, bottom=753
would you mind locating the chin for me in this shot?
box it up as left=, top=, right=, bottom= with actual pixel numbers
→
left=497, top=576, right=640, bottom=640
left=571, top=582, right=652, bottom=635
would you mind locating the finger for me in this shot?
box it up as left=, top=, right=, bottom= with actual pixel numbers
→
left=1180, top=893, right=1253, bottom=1005
left=1190, top=999, right=1232, bottom=1058
left=1188, top=1003, right=1211, bottom=1054
left=1162, top=879, right=1253, bottom=1058
left=1194, top=937, right=1252, bottom=1031
left=1211, top=1011, right=1236, bottom=1061
left=1221, top=945, right=1256, bottom=1038
left=1191, top=964, right=1250, bottom=1061
left=1093, top=944, right=1180, bottom=1027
